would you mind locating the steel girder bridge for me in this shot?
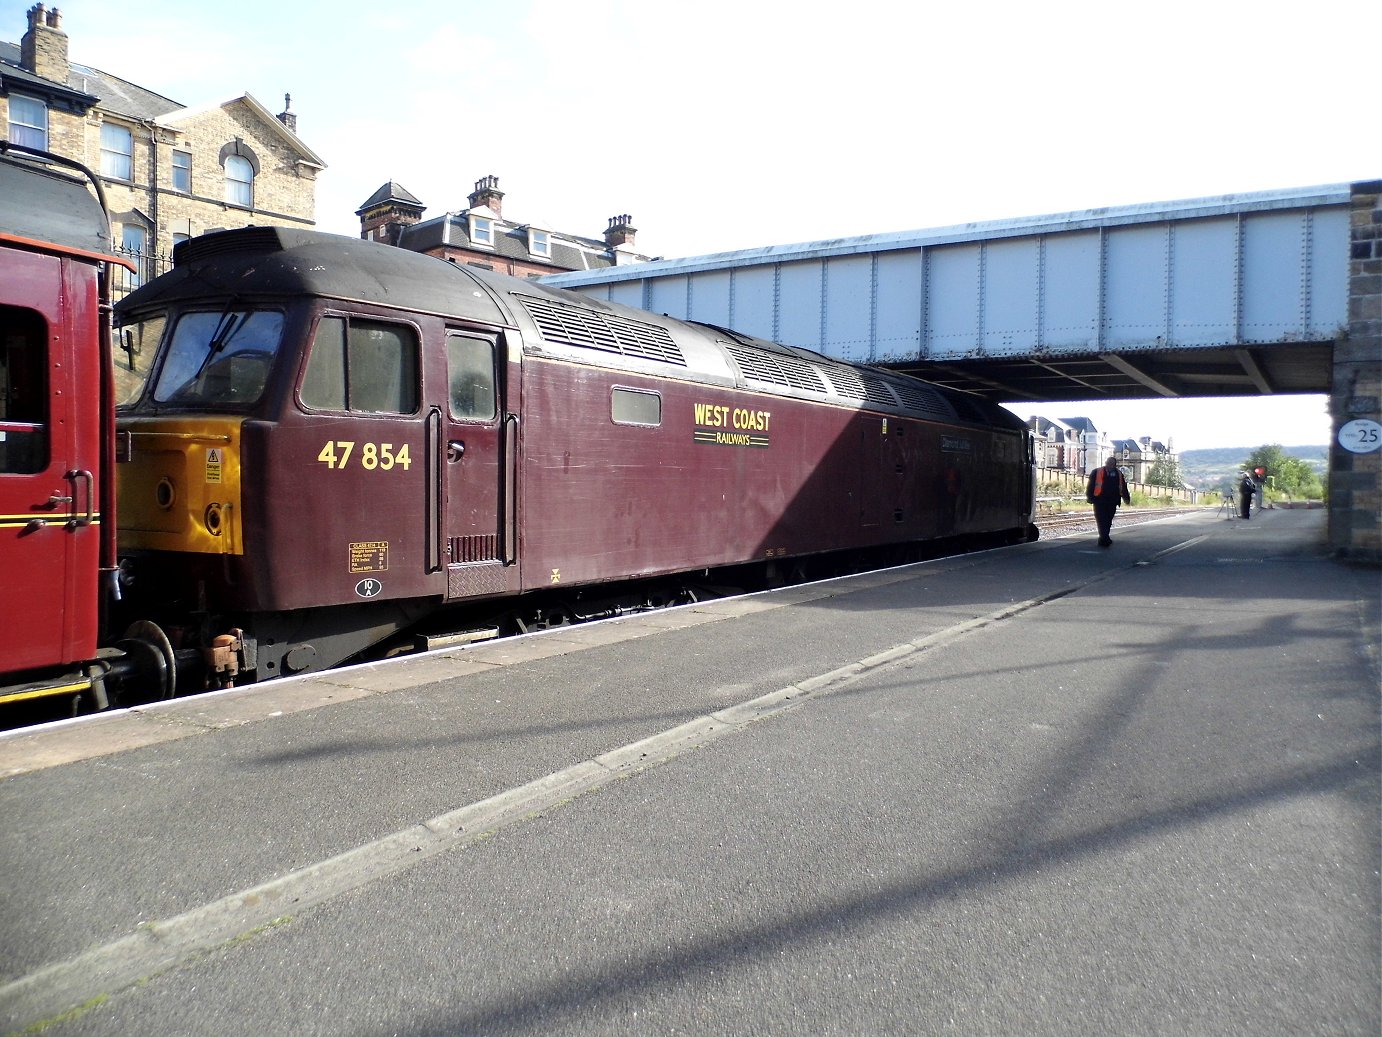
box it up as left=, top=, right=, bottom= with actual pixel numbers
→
left=544, top=185, right=1350, bottom=405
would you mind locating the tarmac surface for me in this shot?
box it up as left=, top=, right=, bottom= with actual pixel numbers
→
left=0, top=508, right=1377, bottom=1036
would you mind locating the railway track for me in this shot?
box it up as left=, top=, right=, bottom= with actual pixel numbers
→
left=1036, top=505, right=1213, bottom=538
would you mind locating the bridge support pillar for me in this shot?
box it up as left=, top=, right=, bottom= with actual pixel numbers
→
left=1329, top=180, right=1382, bottom=562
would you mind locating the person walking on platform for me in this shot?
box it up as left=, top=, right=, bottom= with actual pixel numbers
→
left=1086, top=455, right=1131, bottom=547
left=1239, top=472, right=1255, bottom=520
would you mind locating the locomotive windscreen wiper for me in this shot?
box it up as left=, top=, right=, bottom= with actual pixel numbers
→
left=189, top=301, right=245, bottom=382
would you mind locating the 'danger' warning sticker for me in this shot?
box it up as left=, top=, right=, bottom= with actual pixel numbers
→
left=205, top=448, right=223, bottom=484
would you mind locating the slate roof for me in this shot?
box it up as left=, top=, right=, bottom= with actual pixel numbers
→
left=397, top=211, right=631, bottom=273
left=0, top=41, right=181, bottom=120
left=356, top=181, right=424, bottom=213
left=1, top=43, right=323, bottom=170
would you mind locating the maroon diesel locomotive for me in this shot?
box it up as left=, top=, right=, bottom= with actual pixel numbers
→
left=107, top=226, right=1037, bottom=690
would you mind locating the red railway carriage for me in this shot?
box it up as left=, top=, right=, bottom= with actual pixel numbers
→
left=0, top=145, right=134, bottom=705
left=113, top=227, right=1035, bottom=685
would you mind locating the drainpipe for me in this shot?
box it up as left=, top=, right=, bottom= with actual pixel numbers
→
left=143, top=119, right=159, bottom=280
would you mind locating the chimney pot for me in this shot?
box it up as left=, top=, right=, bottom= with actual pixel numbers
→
left=277, top=93, right=297, bottom=133
left=604, top=214, right=637, bottom=249
left=467, top=175, right=504, bottom=220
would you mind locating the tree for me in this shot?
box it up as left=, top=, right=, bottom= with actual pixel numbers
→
left=1242, top=444, right=1325, bottom=500
left=1145, top=453, right=1182, bottom=488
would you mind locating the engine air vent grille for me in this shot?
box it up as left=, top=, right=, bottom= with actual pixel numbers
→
left=174, top=227, right=288, bottom=266
left=450, top=534, right=499, bottom=564
left=724, top=344, right=827, bottom=393
left=822, top=367, right=899, bottom=409
left=517, top=295, right=686, bottom=366
left=885, top=377, right=958, bottom=421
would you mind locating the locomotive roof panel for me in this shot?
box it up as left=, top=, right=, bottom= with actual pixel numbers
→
left=118, top=227, right=511, bottom=329
left=0, top=149, right=116, bottom=259
left=118, top=226, right=1028, bottom=433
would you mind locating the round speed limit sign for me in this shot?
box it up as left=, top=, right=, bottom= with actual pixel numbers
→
left=1338, top=418, right=1382, bottom=454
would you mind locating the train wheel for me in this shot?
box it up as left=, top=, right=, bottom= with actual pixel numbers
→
left=114, top=620, right=177, bottom=702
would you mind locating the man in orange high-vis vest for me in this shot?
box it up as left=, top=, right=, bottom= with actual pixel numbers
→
left=1085, top=455, right=1131, bottom=547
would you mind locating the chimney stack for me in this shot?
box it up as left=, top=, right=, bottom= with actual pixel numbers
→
left=467, top=175, right=503, bottom=219
left=277, top=93, right=297, bottom=134
left=604, top=214, right=636, bottom=249
left=20, top=4, right=69, bottom=84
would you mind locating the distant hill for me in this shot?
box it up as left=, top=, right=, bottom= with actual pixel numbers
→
left=1179, top=445, right=1328, bottom=489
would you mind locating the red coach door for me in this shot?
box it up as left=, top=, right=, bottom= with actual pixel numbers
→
left=441, top=329, right=512, bottom=600
left=0, top=252, right=100, bottom=673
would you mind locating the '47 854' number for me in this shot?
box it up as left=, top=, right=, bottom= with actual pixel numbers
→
left=316, top=441, right=413, bottom=470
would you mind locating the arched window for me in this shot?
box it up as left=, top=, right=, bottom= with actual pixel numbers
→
left=225, top=155, right=254, bottom=207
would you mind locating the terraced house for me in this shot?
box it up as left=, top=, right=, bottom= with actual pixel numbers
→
left=1, top=4, right=324, bottom=295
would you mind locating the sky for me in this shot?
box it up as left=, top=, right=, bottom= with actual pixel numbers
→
left=7, top=0, right=1375, bottom=450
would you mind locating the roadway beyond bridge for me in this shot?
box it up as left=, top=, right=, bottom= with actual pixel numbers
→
left=0, top=508, right=1376, bottom=1036
left=546, top=182, right=1382, bottom=560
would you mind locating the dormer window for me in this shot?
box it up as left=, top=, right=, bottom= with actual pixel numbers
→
left=528, top=228, right=551, bottom=259
left=469, top=215, right=494, bottom=248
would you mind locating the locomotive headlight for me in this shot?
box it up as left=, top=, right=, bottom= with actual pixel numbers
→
left=155, top=477, right=176, bottom=510
left=204, top=502, right=224, bottom=537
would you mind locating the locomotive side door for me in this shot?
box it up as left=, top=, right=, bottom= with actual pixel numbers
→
left=0, top=251, right=99, bottom=672
left=441, top=329, right=513, bottom=599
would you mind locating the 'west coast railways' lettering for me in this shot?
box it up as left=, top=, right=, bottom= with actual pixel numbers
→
left=693, top=402, right=772, bottom=448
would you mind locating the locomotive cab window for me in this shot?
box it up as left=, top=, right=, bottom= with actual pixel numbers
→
left=301, top=316, right=420, bottom=415
left=151, top=308, right=284, bottom=407
left=0, top=305, right=49, bottom=474
left=113, top=313, right=166, bottom=406
left=447, top=334, right=496, bottom=421
left=611, top=387, right=661, bottom=427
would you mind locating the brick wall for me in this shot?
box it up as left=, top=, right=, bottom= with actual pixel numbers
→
left=1328, top=181, right=1382, bottom=561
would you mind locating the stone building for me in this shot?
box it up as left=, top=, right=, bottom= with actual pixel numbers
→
left=357, top=175, right=651, bottom=277
left=1057, top=416, right=1113, bottom=475
left=1110, top=436, right=1175, bottom=484
left=1, top=5, right=324, bottom=295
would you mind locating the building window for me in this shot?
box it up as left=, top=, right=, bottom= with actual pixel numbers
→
left=172, top=150, right=192, bottom=193
left=225, top=155, right=253, bottom=207
left=100, top=123, right=134, bottom=181
left=469, top=215, right=493, bottom=248
left=528, top=228, right=551, bottom=259
left=8, top=95, right=47, bottom=150
left=120, top=224, right=147, bottom=289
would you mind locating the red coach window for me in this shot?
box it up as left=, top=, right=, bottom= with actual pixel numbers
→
left=0, top=305, right=49, bottom=474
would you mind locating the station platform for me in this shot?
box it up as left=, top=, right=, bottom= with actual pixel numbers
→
left=1, top=509, right=1377, bottom=1036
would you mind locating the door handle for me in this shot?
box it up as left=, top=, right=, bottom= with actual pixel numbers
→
left=447, top=441, right=465, bottom=463
left=68, top=470, right=95, bottom=527
left=43, top=494, right=73, bottom=508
